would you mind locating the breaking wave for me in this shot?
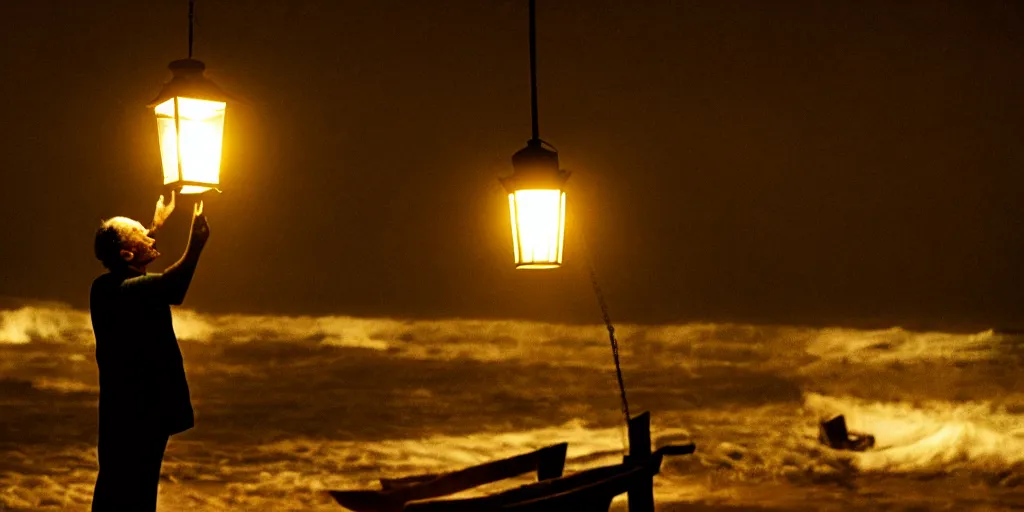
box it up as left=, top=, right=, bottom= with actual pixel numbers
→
left=0, top=306, right=91, bottom=345
left=0, top=302, right=1017, bottom=370
left=806, top=393, right=1024, bottom=475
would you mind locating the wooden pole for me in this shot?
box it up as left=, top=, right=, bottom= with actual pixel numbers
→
left=627, top=411, right=655, bottom=512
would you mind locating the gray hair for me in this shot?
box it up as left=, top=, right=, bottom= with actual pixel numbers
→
left=94, top=217, right=142, bottom=270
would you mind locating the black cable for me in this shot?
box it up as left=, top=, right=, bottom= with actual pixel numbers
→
left=188, top=0, right=195, bottom=59
left=528, top=0, right=539, bottom=141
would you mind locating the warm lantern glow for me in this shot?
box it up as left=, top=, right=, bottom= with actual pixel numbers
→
left=508, top=189, right=566, bottom=269
left=501, top=140, right=569, bottom=269
left=149, top=58, right=230, bottom=194
left=154, top=96, right=226, bottom=194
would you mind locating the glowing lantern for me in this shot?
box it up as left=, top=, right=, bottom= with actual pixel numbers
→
left=499, top=0, right=570, bottom=269
left=148, top=59, right=228, bottom=195
left=501, top=141, right=570, bottom=269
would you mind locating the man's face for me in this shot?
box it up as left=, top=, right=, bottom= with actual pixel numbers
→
left=117, top=219, right=161, bottom=267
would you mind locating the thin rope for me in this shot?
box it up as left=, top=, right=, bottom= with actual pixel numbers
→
left=188, top=0, right=195, bottom=58
left=579, top=229, right=632, bottom=435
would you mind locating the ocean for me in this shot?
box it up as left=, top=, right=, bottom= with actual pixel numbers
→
left=1, top=303, right=1022, bottom=511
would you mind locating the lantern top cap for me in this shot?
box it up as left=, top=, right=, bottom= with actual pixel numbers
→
left=512, top=139, right=559, bottom=169
left=147, top=58, right=233, bottom=108
left=169, top=58, right=206, bottom=73
left=502, top=139, right=570, bottom=192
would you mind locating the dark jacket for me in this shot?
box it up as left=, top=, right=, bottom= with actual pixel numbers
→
left=91, top=270, right=194, bottom=435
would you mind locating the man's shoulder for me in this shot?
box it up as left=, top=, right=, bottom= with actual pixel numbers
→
left=93, top=271, right=169, bottom=306
left=92, top=272, right=112, bottom=289
left=91, top=272, right=121, bottom=291
left=92, top=271, right=161, bottom=288
left=90, top=272, right=136, bottom=300
left=91, top=272, right=116, bottom=305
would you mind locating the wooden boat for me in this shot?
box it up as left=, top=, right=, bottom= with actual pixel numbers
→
left=328, top=442, right=568, bottom=512
left=404, top=443, right=694, bottom=512
left=328, top=412, right=696, bottom=512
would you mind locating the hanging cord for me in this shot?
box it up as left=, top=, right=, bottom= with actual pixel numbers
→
left=188, top=0, right=196, bottom=58
left=579, top=228, right=632, bottom=442
left=528, top=0, right=540, bottom=141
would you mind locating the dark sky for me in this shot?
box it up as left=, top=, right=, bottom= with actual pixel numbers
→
left=2, top=0, right=1022, bottom=330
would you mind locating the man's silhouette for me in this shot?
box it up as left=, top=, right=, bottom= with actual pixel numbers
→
left=89, top=192, right=210, bottom=511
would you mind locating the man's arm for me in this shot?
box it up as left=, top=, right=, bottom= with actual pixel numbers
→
left=160, top=202, right=210, bottom=305
left=123, top=202, right=210, bottom=305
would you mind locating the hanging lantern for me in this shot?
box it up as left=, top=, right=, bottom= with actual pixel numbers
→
left=501, top=141, right=570, bottom=269
left=147, top=1, right=229, bottom=195
left=148, top=59, right=228, bottom=195
left=499, top=0, right=570, bottom=269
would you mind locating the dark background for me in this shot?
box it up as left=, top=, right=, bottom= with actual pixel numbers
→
left=1, top=0, right=1021, bottom=330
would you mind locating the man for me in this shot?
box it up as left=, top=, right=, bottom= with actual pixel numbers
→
left=89, top=191, right=210, bottom=511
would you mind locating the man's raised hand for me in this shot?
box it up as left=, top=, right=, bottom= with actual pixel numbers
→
left=190, top=200, right=210, bottom=246
left=151, top=190, right=176, bottom=234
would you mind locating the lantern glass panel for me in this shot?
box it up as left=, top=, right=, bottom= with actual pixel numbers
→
left=154, top=96, right=227, bottom=194
left=508, top=194, right=521, bottom=265
left=508, top=189, right=565, bottom=269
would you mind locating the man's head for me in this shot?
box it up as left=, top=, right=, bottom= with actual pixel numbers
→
left=94, top=217, right=161, bottom=271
